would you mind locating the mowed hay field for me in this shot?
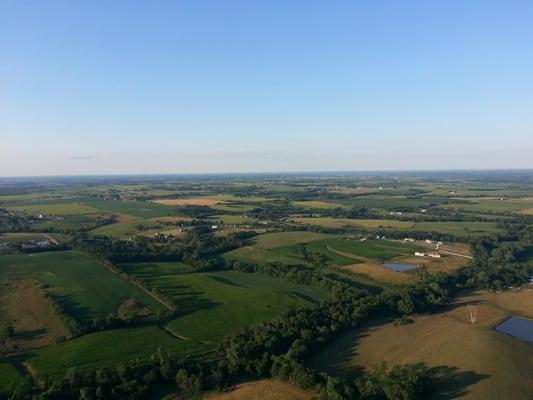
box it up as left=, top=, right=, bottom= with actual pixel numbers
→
left=309, top=289, right=533, bottom=399
left=25, top=326, right=207, bottom=381
left=119, top=262, right=326, bottom=342
left=204, top=380, right=312, bottom=400
left=0, top=251, right=164, bottom=322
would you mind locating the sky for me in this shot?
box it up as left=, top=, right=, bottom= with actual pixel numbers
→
left=1, top=1, right=533, bottom=176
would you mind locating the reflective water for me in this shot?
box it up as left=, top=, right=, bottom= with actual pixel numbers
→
left=382, top=262, right=417, bottom=272
left=495, top=316, right=533, bottom=344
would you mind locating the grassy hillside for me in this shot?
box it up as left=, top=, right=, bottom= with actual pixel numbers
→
left=309, top=290, right=533, bottom=399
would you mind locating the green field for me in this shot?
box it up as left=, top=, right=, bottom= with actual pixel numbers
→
left=90, top=218, right=160, bottom=237
left=208, top=214, right=258, bottom=225
left=0, top=362, right=27, bottom=395
left=120, top=262, right=326, bottom=342
left=290, top=217, right=414, bottom=229
left=293, top=200, right=347, bottom=209
left=0, top=251, right=164, bottom=322
left=25, top=326, right=208, bottom=381
left=5, top=202, right=101, bottom=216
left=290, top=217, right=502, bottom=236
left=80, top=197, right=177, bottom=218
left=442, top=198, right=533, bottom=214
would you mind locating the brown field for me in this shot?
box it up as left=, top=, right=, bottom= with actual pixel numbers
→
left=204, top=380, right=312, bottom=400
left=0, top=280, right=70, bottom=352
left=519, top=207, right=533, bottom=215
left=394, top=254, right=470, bottom=273
left=151, top=198, right=224, bottom=206
left=310, top=289, right=533, bottom=399
left=343, top=262, right=414, bottom=284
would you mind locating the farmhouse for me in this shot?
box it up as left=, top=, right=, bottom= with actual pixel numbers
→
left=415, top=252, right=426, bottom=257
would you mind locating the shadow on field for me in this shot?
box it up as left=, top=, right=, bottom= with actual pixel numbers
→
left=323, top=272, right=383, bottom=294
left=207, top=274, right=246, bottom=288
left=167, top=285, right=220, bottom=319
left=426, top=364, right=490, bottom=399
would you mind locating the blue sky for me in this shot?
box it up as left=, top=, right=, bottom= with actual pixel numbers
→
left=1, top=1, right=532, bottom=176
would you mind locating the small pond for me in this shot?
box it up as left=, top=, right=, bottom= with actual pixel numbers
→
left=382, top=262, right=417, bottom=272
left=495, top=316, right=533, bottom=344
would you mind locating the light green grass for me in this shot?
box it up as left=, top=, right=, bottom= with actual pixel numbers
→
left=0, top=251, right=164, bottom=322
left=248, top=231, right=333, bottom=249
left=26, top=326, right=208, bottom=381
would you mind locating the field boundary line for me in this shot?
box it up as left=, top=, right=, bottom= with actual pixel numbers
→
left=78, top=251, right=176, bottom=311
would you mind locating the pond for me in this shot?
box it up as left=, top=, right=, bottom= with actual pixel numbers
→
left=495, top=316, right=533, bottom=344
left=382, top=262, right=417, bottom=272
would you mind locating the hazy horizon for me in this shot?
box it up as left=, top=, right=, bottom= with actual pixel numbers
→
left=2, top=1, right=533, bottom=176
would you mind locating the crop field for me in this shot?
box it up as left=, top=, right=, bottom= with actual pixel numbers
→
left=290, top=217, right=502, bottom=236
left=309, top=289, right=533, bottom=399
left=320, top=195, right=449, bottom=210
left=293, top=200, right=347, bottom=209
left=25, top=325, right=208, bottom=381
left=208, top=214, right=258, bottom=225
left=290, top=217, right=414, bottom=229
left=90, top=218, right=159, bottom=237
left=224, top=231, right=333, bottom=265
left=442, top=198, right=533, bottom=214
left=152, top=197, right=224, bottom=206
left=119, top=262, right=326, bottom=342
left=33, top=213, right=111, bottom=231
left=0, top=251, right=164, bottom=322
left=5, top=201, right=101, bottom=216
left=79, top=197, right=177, bottom=218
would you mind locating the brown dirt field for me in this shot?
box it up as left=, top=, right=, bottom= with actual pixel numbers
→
left=343, top=263, right=414, bottom=284
left=0, top=280, right=70, bottom=352
left=151, top=198, right=223, bottom=206
left=204, top=380, right=312, bottom=400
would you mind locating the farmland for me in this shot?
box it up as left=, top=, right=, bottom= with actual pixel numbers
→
left=119, top=262, right=326, bottom=342
left=309, top=289, right=533, bottom=399
left=0, top=172, right=532, bottom=399
left=0, top=251, right=164, bottom=322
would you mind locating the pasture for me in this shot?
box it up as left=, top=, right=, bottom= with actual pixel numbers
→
left=0, top=251, right=164, bottom=322
left=290, top=217, right=414, bottom=229
left=5, top=201, right=101, bottom=216
left=442, top=197, right=533, bottom=214
left=119, top=262, right=326, bottom=342
left=309, top=289, right=533, bottom=399
left=293, top=200, right=347, bottom=209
